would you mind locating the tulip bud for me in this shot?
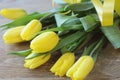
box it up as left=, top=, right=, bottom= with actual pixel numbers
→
left=0, top=8, right=27, bottom=20
left=50, top=52, right=75, bottom=76
left=30, top=31, right=59, bottom=53
left=24, top=53, right=51, bottom=69
left=21, top=19, right=42, bottom=41
left=66, top=56, right=94, bottom=80
left=3, top=26, right=25, bottom=44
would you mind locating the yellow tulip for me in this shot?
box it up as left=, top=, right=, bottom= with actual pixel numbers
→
left=50, top=52, right=75, bottom=76
left=30, top=31, right=59, bottom=53
left=21, top=19, right=42, bottom=41
left=0, top=8, right=27, bottom=20
left=24, top=53, right=51, bottom=69
left=66, top=56, right=94, bottom=80
left=64, top=0, right=82, bottom=4
left=3, top=26, right=25, bottom=44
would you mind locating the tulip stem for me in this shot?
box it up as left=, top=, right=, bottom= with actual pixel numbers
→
left=82, top=40, right=98, bottom=56
left=92, top=41, right=104, bottom=62
left=82, top=36, right=105, bottom=58
left=89, top=36, right=105, bottom=57
left=70, top=35, right=86, bottom=52
left=75, top=33, right=94, bottom=53
left=61, top=34, right=87, bottom=53
left=36, top=27, right=64, bottom=35
left=70, top=33, right=93, bottom=52
left=25, top=52, right=47, bottom=59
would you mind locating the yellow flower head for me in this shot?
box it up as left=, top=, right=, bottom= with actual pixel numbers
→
left=24, top=53, right=51, bottom=69
left=3, top=26, right=25, bottom=44
left=0, top=8, right=27, bottom=20
left=66, top=56, right=94, bottom=80
left=50, top=52, right=75, bottom=76
left=64, top=0, right=82, bottom=4
left=21, top=19, right=42, bottom=41
left=30, top=31, right=59, bottom=53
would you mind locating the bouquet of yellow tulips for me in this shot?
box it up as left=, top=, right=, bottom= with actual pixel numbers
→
left=0, top=0, right=120, bottom=80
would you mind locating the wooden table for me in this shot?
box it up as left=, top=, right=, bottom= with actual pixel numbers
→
left=0, top=0, right=120, bottom=80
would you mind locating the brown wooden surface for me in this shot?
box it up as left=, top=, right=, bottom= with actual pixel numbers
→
left=0, top=0, right=120, bottom=80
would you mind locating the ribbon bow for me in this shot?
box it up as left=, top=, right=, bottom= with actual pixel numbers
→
left=92, top=0, right=120, bottom=26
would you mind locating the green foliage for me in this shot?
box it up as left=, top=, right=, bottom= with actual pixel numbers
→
left=80, top=14, right=100, bottom=32
left=8, top=49, right=32, bottom=57
left=64, top=1, right=94, bottom=12
left=0, top=12, right=47, bottom=29
left=101, top=20, right=120, bottom=49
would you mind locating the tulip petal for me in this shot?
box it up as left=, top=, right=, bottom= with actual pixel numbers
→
left=67, top=56, right=94, bottom=80
left=3, top=26, right=25, bottom=44
left=21, top=19, right=42, bottom=41
left=30, top=31, right=59, bottom=53
left=30, top=54, right=51, bottom=69
left=66, top=56, right=86, bottom=77
left=0, top=8, right=27, bottom=20
left=50, top=52, right=75, bottom=77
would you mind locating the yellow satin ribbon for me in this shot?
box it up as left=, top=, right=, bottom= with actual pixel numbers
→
left=91, top=0, right=115, bottom=26
left=115, top=0, right=120, bottom=16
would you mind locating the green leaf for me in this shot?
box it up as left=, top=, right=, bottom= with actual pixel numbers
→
left=55, top=13, right=81, bottom=35
left=61, top=33, right=86, bottom=53
left=55, top=13, right=76, bottom=27
left=101, top=20, right=120, bottom=49
left=0, top=12, right=47, bottom=29
left=61, top=18, right=83, bottom=30
left=52, top=31, right=86, bottom=52
left=64, top=1, right=94, bottom=12
left=40, top=7, right=64, bottom=23
left=8, top=49, right=32, bottom=57
left=80, top=14, right=99, bottom=32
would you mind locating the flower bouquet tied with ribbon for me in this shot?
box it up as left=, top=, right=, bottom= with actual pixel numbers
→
left=0, top=0, right=120, bottom=80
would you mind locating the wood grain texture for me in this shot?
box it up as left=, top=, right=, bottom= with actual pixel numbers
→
left=0, top=0, right=120, bottom=80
